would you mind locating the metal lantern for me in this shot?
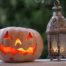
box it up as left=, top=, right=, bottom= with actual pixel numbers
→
left=46, top=0, right=66, bottom=61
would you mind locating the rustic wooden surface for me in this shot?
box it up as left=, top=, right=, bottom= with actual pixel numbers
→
left=0, top=59, right=66, bottom=66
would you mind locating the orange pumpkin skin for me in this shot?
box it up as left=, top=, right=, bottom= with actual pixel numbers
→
left=0, top=27, right=43, bottom=62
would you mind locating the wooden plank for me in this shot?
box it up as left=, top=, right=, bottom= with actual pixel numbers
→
left=0, top=59, right=66, bottom=66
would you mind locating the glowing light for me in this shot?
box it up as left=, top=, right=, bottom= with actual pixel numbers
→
left=0, top=44, right=36, bottom=56
left=60, top=47, right=64, bottom=53
left=17, top=47, right=34, bottom=55
left=27, top=47, right=33, bottom=53
left=17, top=48, right=28, bottom=55
left=15, top=38, right=22, bottom=46
left=3, top=31, right=12, bottom=40
left=0, top=46, right=17, bottom=55
left=26, top=32, right=33, bottom=40
left=53, top=47, right=58, bottom=53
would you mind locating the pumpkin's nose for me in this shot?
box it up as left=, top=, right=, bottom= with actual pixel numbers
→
left=15, top=38, right=22, bottom=46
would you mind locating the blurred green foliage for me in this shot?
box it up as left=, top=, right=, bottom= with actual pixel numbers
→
left=0, top=0, right=66, bottom=59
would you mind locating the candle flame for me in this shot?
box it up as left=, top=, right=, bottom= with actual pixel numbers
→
left=53, top=47, right=58, bottom=52
left=60, top=47, right=64, bottom=53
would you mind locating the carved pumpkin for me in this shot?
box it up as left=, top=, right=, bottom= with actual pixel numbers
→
left=0, top=27, right=43, bottom=62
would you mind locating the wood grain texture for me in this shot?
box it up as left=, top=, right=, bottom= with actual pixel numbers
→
left=0, top=59, right=66, bottom=66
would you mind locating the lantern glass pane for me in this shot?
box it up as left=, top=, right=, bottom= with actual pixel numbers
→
left=59, top=34, right=66, bottom=56
left=51, top=35, right=58, bottom=56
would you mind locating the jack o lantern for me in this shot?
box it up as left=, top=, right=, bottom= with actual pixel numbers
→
left=0, top=27, right=43, bottom=62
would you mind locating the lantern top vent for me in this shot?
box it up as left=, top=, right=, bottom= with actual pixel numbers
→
left=46, top=0, right=66, bottom=34
left=52, top=0, right=62, bottom=10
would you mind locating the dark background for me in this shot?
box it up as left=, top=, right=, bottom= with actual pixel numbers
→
left=0, top=0, right=66, bottom=59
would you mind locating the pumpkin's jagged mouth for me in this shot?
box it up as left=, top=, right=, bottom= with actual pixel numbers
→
left=0, top=44, right=36, bottom=56
left=17, top=47, right=35, bottom=55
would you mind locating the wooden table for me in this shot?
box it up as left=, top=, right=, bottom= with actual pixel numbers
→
left=0, top=59, right=66, bottom=66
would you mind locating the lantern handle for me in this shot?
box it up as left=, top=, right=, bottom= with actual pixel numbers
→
left=52, top=0, right=62, bottom=10
left=54, top=0, right=60, bottom=6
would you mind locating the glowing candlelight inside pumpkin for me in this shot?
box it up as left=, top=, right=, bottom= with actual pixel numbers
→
left=0, top=44, right=36, bottom=56
left=15, top=38, right=22, bottom=46
left=18, top=47, right=34, bottom=54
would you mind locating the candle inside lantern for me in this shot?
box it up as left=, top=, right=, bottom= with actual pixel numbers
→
left=53, top=47, right=58, bottom=53
left=52, top=47, right=64, bottom=54
left=60, top=47, right=64, bottom=53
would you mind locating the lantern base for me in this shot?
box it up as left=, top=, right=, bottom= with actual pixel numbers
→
left=49, top=55, right=66, bottom=61
left=50, top=58, right=60, bottom=61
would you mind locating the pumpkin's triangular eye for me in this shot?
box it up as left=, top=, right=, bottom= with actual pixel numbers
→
left=26, top=32, right=33, bottom=40
left=3, top=31, right=12, bottom=40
